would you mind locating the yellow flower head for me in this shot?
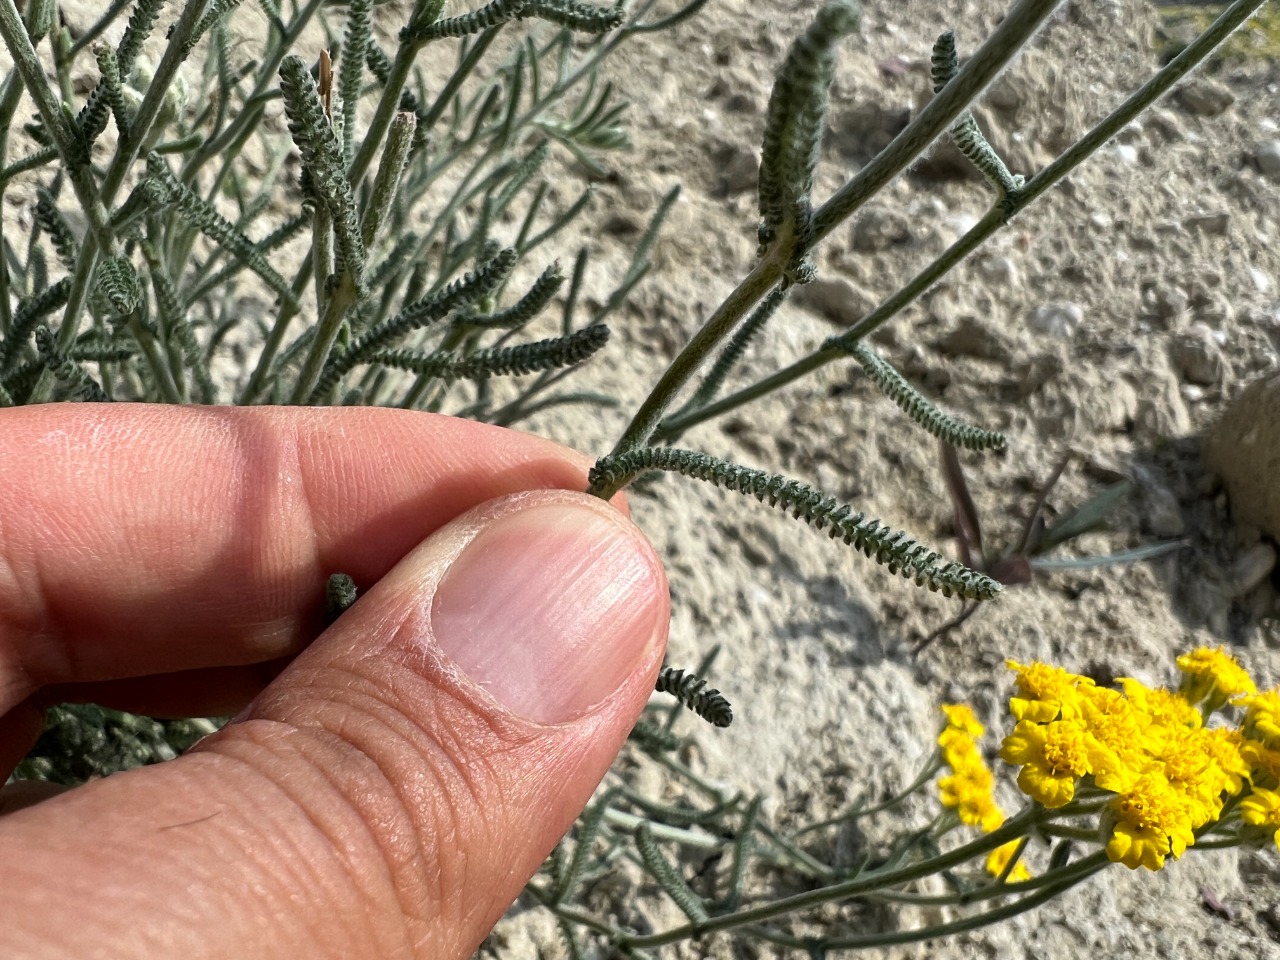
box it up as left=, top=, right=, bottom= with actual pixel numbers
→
left=1001, top=719, right=1090, bottom=808
left=937, top=704, right=1005, bottom=832
left=1006, top=660, right=1094, bottom=724
left=1119, top=678, right=1202, bottom=735
left=941, top=703, right=984, bottom=739
left=938, top=769, right=1005, bottom=832
left=1176, top=646, right=1256, bottom=710
left=1079, top=685, right=1151, bottom=794
left=1156, top=726, right=1242, bottom=827
left=1239, top=689, right=1280, bottom=750
left=1106, top=772, right=1197, bottom=871
left=985, top=840, right=1032, bottom=883
left=1240, top=786, right=1280, bottom=849
left=1241, top=737, right=1280, bottom=789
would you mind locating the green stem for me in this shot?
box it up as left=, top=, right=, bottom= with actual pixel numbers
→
left=656, top=0, right=1266, bottom=440
left=619, top=805, right=1045, bottom=948
left=604, top=0, right=1058, bottom=461
left=808, top=0, right=1060, bottom=245
left=290, top=274, right=357, bottom=403
left=0, top=0, right=114, bottom=348
left=0, top=67, right=24, bottom=332
left=100, top=0, right=209, bottom=207
left=600, top=255, right=782, bottom=470
left=740, top=853, right=1108, bottom=952
left=798, top=750, right=944, bottom=836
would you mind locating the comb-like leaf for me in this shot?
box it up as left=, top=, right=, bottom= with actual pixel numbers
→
left=310, top=247, right=518, bottom=400
left=404, top=0, right=525, bottom=43
left=634, top=823, right=709, bottom=924
left=589, top=447, right=1000, bottom=600
left=35, top=325, right=108, bottom=401
left=96, top=255, right=142, bottom=316
left=338, top=0, right=373, bottom=167
left=930, top=31, right=1023, bottom=207
left=373, top=323, right=608, bottom=380
left=279, top=56, right=366, bottom=290
left=460, top=262, right=563, bottom=330
left=141, top=156, right=300, bottom=308
left=847, top=341, right=1007, bottom=451
left=655, top=666, right=733, bottom=728
left=757, top=1, right=860, bottom=252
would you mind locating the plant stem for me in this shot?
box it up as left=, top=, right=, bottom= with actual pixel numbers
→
left=0, top=0, right=115, bottom=349
left=619, top=806, right=1044, bottom=947
left=657, top=0, right=1267, bottom=440
left=604, top=0, right=1060, bottom=462
left=290, top=274, right=356, bottom=403
left=742, top=853, right=1108, bottom=952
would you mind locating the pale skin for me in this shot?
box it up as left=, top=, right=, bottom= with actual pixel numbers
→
left=0, top=404, right=670, bottom=958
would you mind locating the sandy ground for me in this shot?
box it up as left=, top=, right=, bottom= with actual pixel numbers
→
left=492, top=0, right=1280, bottom=956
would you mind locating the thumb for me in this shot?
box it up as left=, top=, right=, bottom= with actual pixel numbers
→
left=0, top=490, right=668, bottom=960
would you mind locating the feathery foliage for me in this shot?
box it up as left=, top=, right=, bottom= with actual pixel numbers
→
left=278, top=55, right=366, bottom=289
left=930, top=30, right=1023, bottom=208
left=655, top=666, right=734, bottom=728
left=844, top=341, right=1008, bottom=451
left=635, top=823, right=710, bottom=924
left=589, top=446, right=1000, bottom=600
left=757, top=0, right=860, bottom=261
left=35, top=325, right=108, bottom=401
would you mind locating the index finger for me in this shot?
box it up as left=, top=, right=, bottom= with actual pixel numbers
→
left=0, top=404, right=606, bottom=713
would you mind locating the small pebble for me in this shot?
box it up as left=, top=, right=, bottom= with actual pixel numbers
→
left=1227, top=542, right=1277, bottom=598
left=851, top=206, right=912, bottom=252
left=1170, top=323, right=1226, bottom=386
left=1175, top=78, right=1235, bottom=117
left=790, top=277, right=874, bottom=328
left=1027, top=302, right=1083, bottom=340
left=1254, top=140, right=1280, bottom=178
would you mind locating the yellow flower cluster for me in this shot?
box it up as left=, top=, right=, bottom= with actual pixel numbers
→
left=997, top=646, right=1280, bottom=871
left=936, top=703, right=1030, bottom=882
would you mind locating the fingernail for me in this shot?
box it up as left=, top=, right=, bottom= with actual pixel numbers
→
left=431, top=501, right=665, bottom=724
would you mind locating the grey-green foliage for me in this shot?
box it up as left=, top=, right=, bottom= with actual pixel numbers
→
left=757, top=0, right=859, bottom=268
left=930, top=29, right=1023, bottom=209
left=589, top=446, right=1001, bottom=600
left=845, top=340, right=1007, bottom=451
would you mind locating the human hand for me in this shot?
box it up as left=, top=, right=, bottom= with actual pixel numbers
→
left=0, top=404, right=668, bottom=958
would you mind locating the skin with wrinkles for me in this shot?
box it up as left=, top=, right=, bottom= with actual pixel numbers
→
left=0, top=404, right=668, bottom=959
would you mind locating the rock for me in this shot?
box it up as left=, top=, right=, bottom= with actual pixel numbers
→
left=1174, top=78, right=1235, bottom=117
left=790, top=277, right=875, bottom=328
left=1112, top=143, right=1139, bottom=165
left=1144, top=107, right=1185, bottom=142
left=1144, top=282, right=1189, bottom=325
left=851, top=206, right=912, bottom=252
left=1170, top=324, right=1226, bottom=386
left=1137, top=366, right=1192, bottom=437
left=1253, top=140, right=1280, bottom=179
left=1027, top=302, right=1083, bottom=340
left=977, top=255, right=1019, bottom=286
left=1206, top=371, right=1280, bottom=540
left=1184, top=212, right=1231, bottom=237
left=1226, top=543, right=1277, bottom=599
left=1137, top=473, right=1186, bottom=538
